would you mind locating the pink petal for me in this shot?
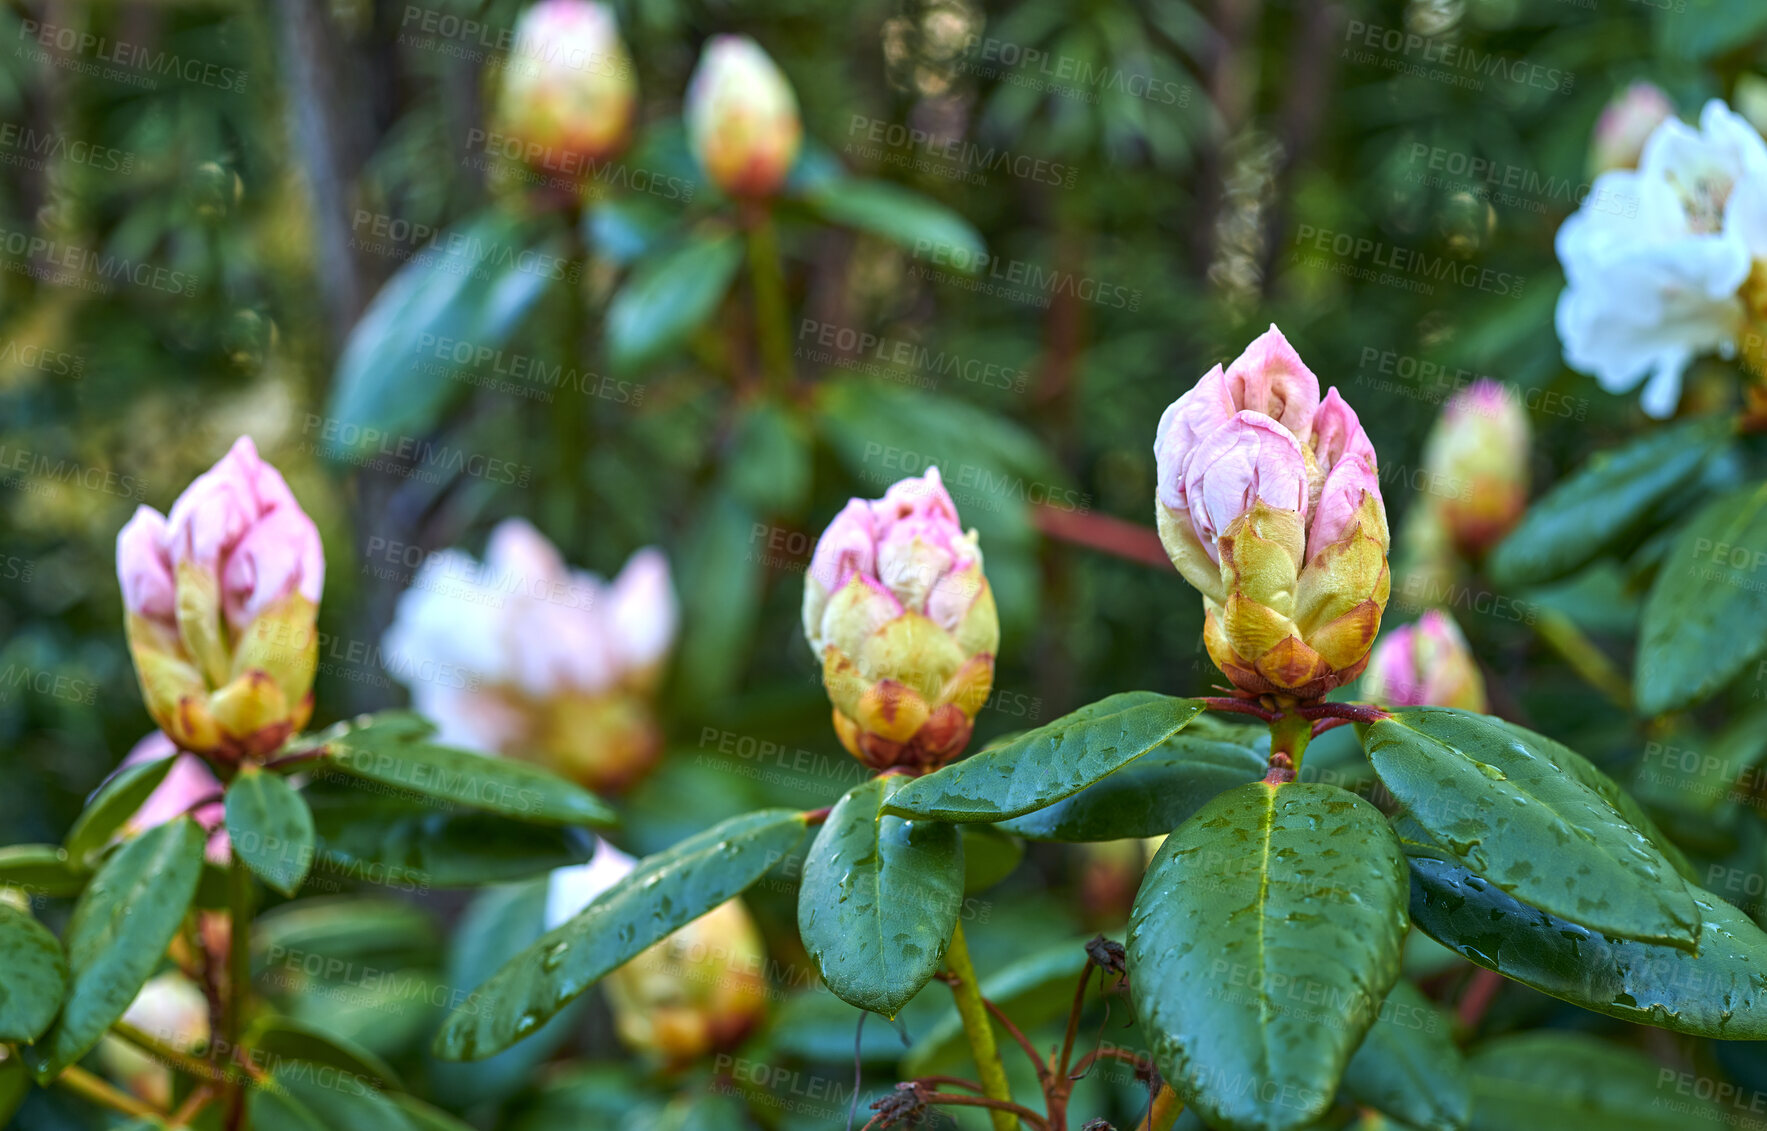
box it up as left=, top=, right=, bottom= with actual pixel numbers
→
left=117, top=506, right=176, bottom=626
left=1182, top=412, right=1309, bottom=551
left=1223, top=325, right=1322, bottom=438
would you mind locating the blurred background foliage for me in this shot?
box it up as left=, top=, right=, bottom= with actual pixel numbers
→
left=12, top=0, right=1767, bottom=1126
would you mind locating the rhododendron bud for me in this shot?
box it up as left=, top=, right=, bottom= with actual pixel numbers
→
left=802, top=467, right=999, bottom=772
left=381, top=520, right=676, bottom=793
left=1421, top=379, right=1531, bottom=556
left=1361, top=610, right=1487, bottom=712
left=1155, top=326, right=1389, bottom=702
left=97, top=972, right=209, bottom=1108
left=545, top=845, right=767, bottom=1064
left=686, top=36, right=802, bottom=197
left=118, top=437, right=324, bottom=762
left=118, top=731, right=230, bottom=863
left=493, top=0, right=636, bottom=175
left=1592, top=82, right=1675, bottom=174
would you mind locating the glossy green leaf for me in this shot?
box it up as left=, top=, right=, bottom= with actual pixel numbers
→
left=885, top=692, right=1205, bottom=822
left=902, top=939, right=1091, bottom=1077
left=248, top=1079, right=330, bottom=1131
left=1363, top=709, right=1699, bottom=948
left=433, top=809, right=811, bottom=1060
left=998, top=716, right=1265, bottom=840
left=305, top=783, right=595, bottom=890
left=1636, top=485, right=1767, bottom=715
left=316, top=712, right=613, bottom=827
left=799, top=775, right=964, bottom=1018
left=326, top=210, right=557, bottom=448
left=246, top=1015, right=403, bottom=1091
left=1655, top=0, right=1767, bottom=62
left=1488, top=416, right=1732, bottom=587
left=1466, top=1032, right=1725, bottom=1131
left=253, top=897, right=439, bottom=973
left=226, top=767, right=316, bottom=896
left=960, top=823, right=1023, bottom=892
left=673, top=491, right=765, bottom=706
left=391, top=1094, right=478, bottom=1131
left=802, top=178, right=987, bottom=268
left=255, top=1065, right=415, bottom=1131
left=0, top=1056, right=27, bottom=1126
left=64, top=754, right=177, bottom=867
left=1407, top=850, right=1767, bottom=1038
left=605, top=227, right=742, bottom=374
left=24, top=818, right=204, bottom=1081
left=1127, top=782, right=1409, bottom=1131
left=0, top=905, right=66, bottom=1042
left=1340, top=980, right=1468, bottom=1131
left=0, top=844, right=84, bottom=900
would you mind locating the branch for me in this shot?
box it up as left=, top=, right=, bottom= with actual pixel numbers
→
left=53, top=1065, right=166, bottom=1121
left=1198, top=696, right=1282, bottom=723
left=922, top=1092, right=1052, bottom=1130
left=1031, top=505, right=1172, bottom=569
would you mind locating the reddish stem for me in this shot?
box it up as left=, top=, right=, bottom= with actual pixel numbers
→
left=1198, top=696, right=1282, bottom=723
left=1294, top=701, right=1391, bottom=724
left=1457, top=967, right=1504, bottom=1032
left=1031, top=504, right=1171, bottom=569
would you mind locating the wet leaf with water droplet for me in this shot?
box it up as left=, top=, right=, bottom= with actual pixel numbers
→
left=798, top=775, right=964, bottom=1018
left=1127, top=782, right=1409, bottom=1131
left=1363, top=709, right=1699, bottom=949
left=885, top=692, right=1206, bottom=823
left=0, top=903, right=66, bottom=1043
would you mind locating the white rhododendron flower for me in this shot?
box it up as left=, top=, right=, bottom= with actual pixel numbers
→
left=1556, top=98, right=1767, bottom=417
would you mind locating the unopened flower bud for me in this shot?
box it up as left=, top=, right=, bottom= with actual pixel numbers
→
left=118, top=438, right=324, bottom=762
left=803, top=467, right=999, bottom=773
left=118, top=731, right=230, bottom=863
left=381, top=520, right=676, bottom=793
left=545, top=845, right=767, bottom=1064
left=686, top=36, right=802, bottom=197
left=1591, top=82, right=1674, bottom=174
left=1361, top=610, right=1486, bottom=712
left=97, top=972, right=209, bottom=1108
left=1155, top=326, right=1389, bottom=702
left=494, top=0, right=636, bottom=175
left=1421, top=378, right=1530, bottom=556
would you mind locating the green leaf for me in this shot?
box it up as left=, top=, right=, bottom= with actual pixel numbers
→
left=1654, top=0, right=1767, bottom=61
left=605, top=227, right=742, bottom=374
left=1127, top=782, right=1409, bottom=1131
left=326, top=209, right=558, bottom=449
left=391, top=1094, right=478, bottom=1131
left=253, top=897, right=439, bottom=973
left=255, top=1066, right=415, bottom=1131
left=226, top=767, right=316, bottom=897
left=801, top=178, right=987, bottom=268
left=726, top=399, right=811, bottom=516
left=885, top=692, right=1204, bottom=822
left=304, top=783, right=595, bottom=890
left=997, top=716, right=1265, bottom=840
left=1362, top=709, right=1699, bottom=948
left=64, top=753, right=178, bottom=867
left=960, top=824, right=1023, bottom=892
left=799, top=775, right=964, bottom=1018
left=248, top=1079, right=330, bottom=1131
left=1636, top=485, right=1767, bottom=715
left=246, top=1016, right=404, bottom=1091
left=24, top=818, right=204, bottom=1081
left=1488, top=416, right=1732, bottom=587
left=0, top=904, right=67, bottom=1042
left=902, top=940, right=1091, bottom=1077
left=1466, top=1032, right=1726, bottom=1131
left=316, top=712, right=613, bottom=827
left=0, top=1056, right=27, bottom=1126
left=672, top=491, right=766, bottom=706
left=0, top=844, right=85, bottom=899
left=432, top=809, right=811, bottom=1061
left=1406, top=851, right=1767, bottom=1038
left=1340, top=980, right=1469, bottom=1131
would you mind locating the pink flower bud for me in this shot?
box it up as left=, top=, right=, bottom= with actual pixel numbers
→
left=118, top=732, right=230, bottom=864
left=1592, top=82, right=1675, bottom=174
left=803, top=468, right=998, bottom=772
left=1421, top=379, right=1531, bottom=556
left=494, top=0, right=637, bottom=177
left=1361, top=610, right=1487, bottom=712
left=380, top=520, right=677, bottom=793
left=686, top=36, right=802, bottom=197
left=118, top=438, right=324, bottom=762
left=1154, top=326, right=1390, bottom=701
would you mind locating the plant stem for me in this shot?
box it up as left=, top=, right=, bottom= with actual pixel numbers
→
left=743, top=204, right=794, bottom=390
left=112, top=1020, right=230, bottom=1084
left=1266, top=712, right=1312, bottom=782
left=946, top=922, right=1019, bottom=1131
left=224, top=856, right=252, bottom=1130
left=54, top=1064, right=165, bottom=1120
left=1533, top=608, right=1632, bottom=712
